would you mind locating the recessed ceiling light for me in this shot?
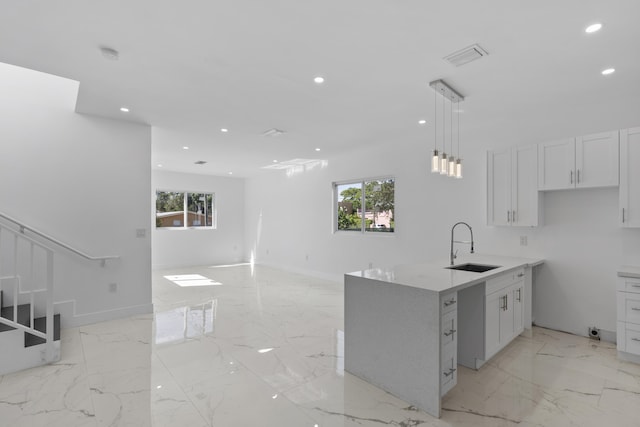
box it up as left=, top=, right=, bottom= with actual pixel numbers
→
left=273, top=160, right=278, bottom=163
left=601, top=68, right=615, bottom=75
left=314, top=76, right=325, bottom=84
left=221, top=128, right=228, bottom=133
left=585, top=23, right=603, bottom=33
left=315, top=148, right=321, bottom=152
left=157, top=164, right=163, bottom=168
left=182, top=146, right=189, bottom=150
left=120, top=107, right=129, bottom=113
left=418, top=119, right=427, bottom=125
left=228, top=172, right=233, bottom=175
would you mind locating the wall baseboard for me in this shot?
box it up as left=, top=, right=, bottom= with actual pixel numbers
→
left=55, top=300, right=154, bottom=328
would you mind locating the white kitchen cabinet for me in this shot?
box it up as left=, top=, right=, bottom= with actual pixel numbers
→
left=617, top=269, right=640, bottom=363
left=538, top=131, right=619, bottom=190
left=484, top=269, right=525, bottom=362
left=458, top=268, right=527, bottom=369
left=487, top=145, right=540, bottom=227
left=620, top=127, right=640, bottom=227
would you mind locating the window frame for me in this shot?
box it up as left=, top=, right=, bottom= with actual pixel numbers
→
left=155, top=190, right=216, bottom=230
left=333, top=176, right=395, bottom=234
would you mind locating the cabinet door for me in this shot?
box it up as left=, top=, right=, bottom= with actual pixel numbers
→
left=499, top=291, right=514, bottom=345
left=512, top=282, right=524, bottom=336
left=512, top=145, right=539, bottom=226
left=620, top=128, right=640, bottom=227
left=538, top=138, right=576, bottom=190
left=576, top=131, right=619, bottom=188
left=485, top=291, right=502, bottom=358
left=487, top=149, right=512, bottom=226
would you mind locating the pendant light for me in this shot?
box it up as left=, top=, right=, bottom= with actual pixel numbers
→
left=428, top=79, right=465, bottom=180
left=431, top=87, right=439, bottom=173
left=439, top=90, right=448, bottom=175
left=455, top=99, right=463, bottom=179
left=448, top=98, right=456, bottom=177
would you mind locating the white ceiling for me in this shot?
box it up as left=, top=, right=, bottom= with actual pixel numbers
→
left=1, top=0, right=639, bottom=177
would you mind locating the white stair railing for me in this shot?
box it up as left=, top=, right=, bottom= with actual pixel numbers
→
left=0, top=227, right=56, bottom=361
left=0, top=212, right=119, bottom=364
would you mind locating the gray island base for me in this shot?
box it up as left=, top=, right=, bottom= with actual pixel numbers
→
left=344, top=254, right=543, bottom=418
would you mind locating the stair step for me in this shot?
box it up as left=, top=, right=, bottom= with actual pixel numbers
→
left=0, top=304, right=32, bottom=332
left=25, top=314, right=61, bottom=347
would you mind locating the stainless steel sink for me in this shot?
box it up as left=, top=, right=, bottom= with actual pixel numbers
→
left=446, top=263, right=501, bottom=273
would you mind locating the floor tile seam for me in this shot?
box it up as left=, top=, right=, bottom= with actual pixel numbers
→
left=150, top=349, right=212, bottom=427
left=75, top=327, right=98, bottom=420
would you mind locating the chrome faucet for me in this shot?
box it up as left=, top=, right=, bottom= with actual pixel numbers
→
left=450, top=222, right=474, bottom=265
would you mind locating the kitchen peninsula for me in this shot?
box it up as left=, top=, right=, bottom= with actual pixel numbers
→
left=344, top=254, right=543, bottom=418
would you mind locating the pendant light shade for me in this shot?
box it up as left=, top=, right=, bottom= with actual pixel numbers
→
left=440, top=152, right=448, bottom=175
left=448, top=155, right=456, bottom=177
left=431, top=149, right=440, bottom=173
left=455, top=159, right=463, bottom=179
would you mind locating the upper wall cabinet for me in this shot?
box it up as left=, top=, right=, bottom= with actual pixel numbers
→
left=487, top=145, right=540, bottom=227
left=620, top=127, right=640, bottom=228
left=538, top=131, right=619, bottom=191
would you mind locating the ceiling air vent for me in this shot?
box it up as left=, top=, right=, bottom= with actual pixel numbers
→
left=444, top=44, right=488, bottom=67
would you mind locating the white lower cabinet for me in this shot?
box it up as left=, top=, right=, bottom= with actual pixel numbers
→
left=485, top=278, right=524, bottom=361
left=457, top=268, right=526, bottom=369
left=617, top=274, right=640, bottom=362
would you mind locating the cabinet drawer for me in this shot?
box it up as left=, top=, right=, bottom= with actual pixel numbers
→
left=440, top=349, right=457, bottom=394
left=624, top=326, right=640, bottom=356
left=486, top=268, right=525, bottom=295
left=441, top=310, right=457, bottom=348
left=441, top=291, right=458, bottom=314
left=618, top=292, right=640, bottom=324
left=619, top=278, right=640, bottom=294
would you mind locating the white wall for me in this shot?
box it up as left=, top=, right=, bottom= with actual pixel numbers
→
left=244, top=132, right=640, bottom=339
left=152, top=170, right=245, bottom=269
left=0, top=63, right=152, bottom=327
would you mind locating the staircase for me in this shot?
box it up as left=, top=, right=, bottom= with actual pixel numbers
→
left=0, top=290, right=61, bottom=375
left=0, top=211, right=118, bottom=375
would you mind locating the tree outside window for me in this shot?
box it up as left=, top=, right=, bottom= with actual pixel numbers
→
left=335, top=178, right=394, bottom=233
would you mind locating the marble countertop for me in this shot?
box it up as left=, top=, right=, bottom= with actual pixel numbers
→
left=618, top=265, right=640, bottom=279
left=346, top=253, right=544, bottom=294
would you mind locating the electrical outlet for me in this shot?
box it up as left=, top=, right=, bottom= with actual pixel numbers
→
left=108, top=283, right=118, bottom=293
left=519, top=236, right=528, bottom=246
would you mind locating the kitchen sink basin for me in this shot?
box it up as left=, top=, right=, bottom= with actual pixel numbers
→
left=446, top=263, right=501, bottom=273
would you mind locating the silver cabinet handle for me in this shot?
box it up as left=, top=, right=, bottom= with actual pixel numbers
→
left=507, top=210, right=511, bottom=223
left=443, top=367, right=457, bottom=377
left=444, top=299, right=456, bottom=307
left=444, top=329, right=457, bottom=337
left=632, top=307, right=640, bottom=311
left=623, top=208, right=625, bottom=223
left=516, top=288, right=522, bottom=302
left=517, top=272, right=524, bottom=278
left=577, top=169, right=580, bottom=183
left=632, top=285, right=640, bottom=288
left=512, top=210, right=516, bottom=223
left=570, top=170, right=573, bottom=184
left=632, top=338, right=640, bottom=342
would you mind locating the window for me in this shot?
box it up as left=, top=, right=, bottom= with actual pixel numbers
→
left=335, top=177, right=394, bottom=233
left=156, top=191, right=215, bottom=229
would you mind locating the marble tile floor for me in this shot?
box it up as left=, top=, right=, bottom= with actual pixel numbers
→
left=1, top=264, right=640, bottom=426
